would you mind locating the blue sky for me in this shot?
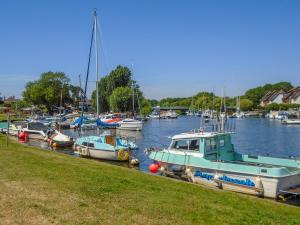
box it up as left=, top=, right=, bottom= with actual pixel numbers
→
left=0, top=0, right=300, bottom=99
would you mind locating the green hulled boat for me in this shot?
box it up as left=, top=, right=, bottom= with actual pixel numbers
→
left=147, top=128, right=300, bottom=199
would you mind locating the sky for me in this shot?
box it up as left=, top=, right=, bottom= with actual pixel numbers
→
left=0, top=0, right=300, bottom=100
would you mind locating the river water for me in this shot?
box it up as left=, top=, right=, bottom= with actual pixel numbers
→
left=27, top=117, right=300, bottom=172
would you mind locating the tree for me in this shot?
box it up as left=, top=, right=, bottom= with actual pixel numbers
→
left=244, top=87, right=266, bottom=106
left=22, top=71, right=74, bottom=112
left=69, top=85, right=83, bottom=108
left=140, top=99, right=152, bottom=116
left=92, top=65, right=132, bottom=113
left=240, top=99, right=253, bottom=111
left=109, top=87, right=132, bottom=112
left=265, top=103, right=280, bottom=111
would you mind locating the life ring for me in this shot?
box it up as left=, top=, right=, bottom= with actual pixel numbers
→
left=118, top=149, right=129, bottom=161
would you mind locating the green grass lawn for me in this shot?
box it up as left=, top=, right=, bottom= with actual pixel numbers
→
left=0, top=113, right=26, bottom=121
left=0, top=135, right=300, bottom=225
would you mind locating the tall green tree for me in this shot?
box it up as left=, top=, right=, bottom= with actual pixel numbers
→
left=109, top=87, right=132, bottom=112
left=92, top=65, right=132, bottom=112
left=22, top=71, right=75, bottom=112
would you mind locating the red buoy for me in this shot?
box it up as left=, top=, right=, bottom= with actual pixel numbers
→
left=149, top=163, right=159, bottom=173
left=18, top=131, right=26, bottom=139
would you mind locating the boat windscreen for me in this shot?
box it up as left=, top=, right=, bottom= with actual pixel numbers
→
left=28, top=122, right=49, bottom=131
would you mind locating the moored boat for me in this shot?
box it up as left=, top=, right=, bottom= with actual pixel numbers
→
left=147, top=127, right=300, bottom=199
left=48, top=131, right=74, bottom=147
left=165, top=110, right=178, bottom=119
left=74, top=134, right=138, bottom=161
left=117, top=118, right=143, bottom=131
left=282, top=119, right=300, bottom=125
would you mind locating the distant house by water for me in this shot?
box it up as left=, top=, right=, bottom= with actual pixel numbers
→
left=283, top=87, right=300, bottom=104
left=3, top=96, right=19, bottom=106
left=260, top=87, right=300, bottom=107
left=260, top=90, right=285, bottom=107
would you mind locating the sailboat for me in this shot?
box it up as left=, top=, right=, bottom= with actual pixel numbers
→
left=74, top=11, right=139, bottom=160
left=117, top=81, right=143, bottom=131
left=186, top=96, right=196, bottom=116
left=230, top=96, right=244, bottom=118
left=71, top=10, right=118, bottom=129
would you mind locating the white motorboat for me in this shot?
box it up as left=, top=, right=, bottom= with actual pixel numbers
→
left=282, top=119, right=300, bottom=125
left=117, top=118, right=143, bottom=131
left=8, top=121, right=52, bottom=140
left=48, top=131, right=74, bottom=147
left=165, top=110, right=178, bottom=119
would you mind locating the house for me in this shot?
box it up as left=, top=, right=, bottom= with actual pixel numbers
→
left=3, top=96, right=19, bottom=107
left=260, top=90, right=285, bottom=107
left=283, top=87, right=300, bottom=104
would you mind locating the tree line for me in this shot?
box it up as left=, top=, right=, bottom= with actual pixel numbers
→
left=20, top=66, right=152, bottom=116
left=18, top=68, right=299, bottom=115
left=155, top=81, right=299, bottom=111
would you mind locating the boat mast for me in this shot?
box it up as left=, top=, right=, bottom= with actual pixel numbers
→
left=131, top=64, right=135, bottom=118
left=81, top=13, right=95, bottom=118
left=94, top=11, right=100, bottom=118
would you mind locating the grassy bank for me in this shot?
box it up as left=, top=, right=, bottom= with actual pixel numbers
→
left=0, top=113, right=26, bottom=121
left=0, top=136, right=300, bottom=225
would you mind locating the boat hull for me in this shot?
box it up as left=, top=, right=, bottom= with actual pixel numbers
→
left=159, top=163, right=300, bottom=198
left=74, top=144, right=129, bottom=161
left=117, top=122, right=143, bottom=131
left=282, top=120, right=300, bottom=125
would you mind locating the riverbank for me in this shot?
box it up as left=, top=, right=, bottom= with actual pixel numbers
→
left=1, top=135, right=300, bottom=224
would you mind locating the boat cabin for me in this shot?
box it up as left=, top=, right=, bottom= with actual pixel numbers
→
left=169, top=132, right=235, bottom=161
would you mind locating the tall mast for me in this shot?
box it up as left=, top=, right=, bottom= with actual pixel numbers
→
left=132, top=80, right=135, bottom=116
left=81, top=13, right=95, bottom=118
left=94, top=11, right=99, bottom=118
left=131, top=64, right=135, bottom=117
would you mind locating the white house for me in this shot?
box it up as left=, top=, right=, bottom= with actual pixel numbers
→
left=283, top=87, right=300, bottom=104
left=260, top=90, right=285, bottom=107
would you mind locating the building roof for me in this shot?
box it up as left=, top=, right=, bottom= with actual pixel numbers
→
left=261, top=90, right=284, bottom=103
left=283, top=87, right=300, bottom=102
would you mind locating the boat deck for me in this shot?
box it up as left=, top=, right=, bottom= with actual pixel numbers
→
left=219, top=160, right=300, bottom=172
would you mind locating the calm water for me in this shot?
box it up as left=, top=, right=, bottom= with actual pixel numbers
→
left=27, top=117, right=300, bottom=172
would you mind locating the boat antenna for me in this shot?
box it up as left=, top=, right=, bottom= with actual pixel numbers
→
left=81, top=11, right=95, bottom=118
left=220, top=88, right=227, bottom=133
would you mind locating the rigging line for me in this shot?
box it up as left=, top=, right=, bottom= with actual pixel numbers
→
left=96, top=13, right=110, bottom=75
left=81, top=15, right=95, bottom=118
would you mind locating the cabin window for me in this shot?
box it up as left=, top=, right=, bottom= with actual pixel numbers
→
left=205, top=138, right=217, bottom=152
left=87, top=143, right=94, bottom=148
left=188, top=139, right=200, bottom=151
left=171, top=140, right=188, bottom=150
left=82, top=142, right=94, bottom=148
left=219, top=139, right=225, bottom=147
left=170, top=139, right=199, bottom=151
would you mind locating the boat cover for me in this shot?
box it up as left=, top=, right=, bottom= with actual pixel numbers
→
left=96, top=119, right=119, bottom=128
